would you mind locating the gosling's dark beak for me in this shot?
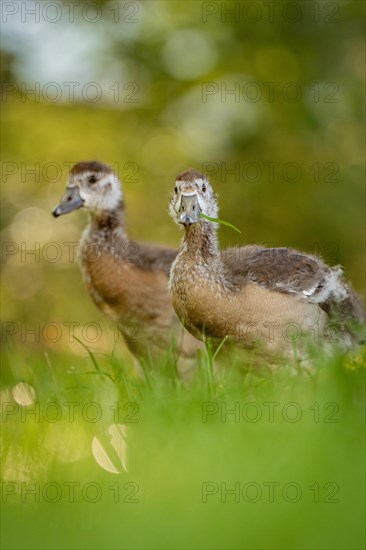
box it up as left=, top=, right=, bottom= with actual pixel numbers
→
left=179, top=193, right=201, bottom=226
left=52, top=186, right=84, bottom=217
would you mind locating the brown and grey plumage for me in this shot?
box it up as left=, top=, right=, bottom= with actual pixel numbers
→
left=52, top=161, right=203, bottom=375
left=169, top=168, right=364, bottom=355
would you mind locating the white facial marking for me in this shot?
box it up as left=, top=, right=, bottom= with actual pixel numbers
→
left=72, top=171, right=123, bottom=212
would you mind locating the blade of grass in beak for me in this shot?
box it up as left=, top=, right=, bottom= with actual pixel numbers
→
left=200, top=213, right=242, bottom=233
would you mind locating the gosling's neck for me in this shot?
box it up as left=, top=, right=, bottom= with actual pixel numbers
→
left=88, top=202, right=128, bottom=243
left=182, top=220, right=221, bottom=269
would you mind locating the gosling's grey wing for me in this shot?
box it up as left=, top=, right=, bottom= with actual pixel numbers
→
left=223, top=246, right=364, bottom=341
left=222, top=246, right=332, bottom=307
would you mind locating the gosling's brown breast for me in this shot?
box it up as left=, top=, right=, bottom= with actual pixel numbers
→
left=175, top=278, right=327, bottom=348
left=82, top=242, right=203, bottom=366
left=83, top=251, right=174, bottom=323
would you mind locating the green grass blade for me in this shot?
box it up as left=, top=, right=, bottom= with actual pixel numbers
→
left=200, top=212, right=242, bottom=233
left=73, top=336, right=106, bottom=384
left=212, top=335, right=228, bottom=362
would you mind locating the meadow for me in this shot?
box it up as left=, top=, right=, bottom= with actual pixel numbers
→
left=1, top=339, right=365, bottom=549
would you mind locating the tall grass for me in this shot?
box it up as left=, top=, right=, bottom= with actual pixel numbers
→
left=1, top=343, right=365, bottom=550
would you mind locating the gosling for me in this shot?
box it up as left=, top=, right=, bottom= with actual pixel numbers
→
left=53, top=161, right=203, bottom=375
left=169, top=168, right=364, bottom=358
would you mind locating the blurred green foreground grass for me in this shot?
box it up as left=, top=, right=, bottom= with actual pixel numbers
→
left=1, top=345, right=365, bottom=550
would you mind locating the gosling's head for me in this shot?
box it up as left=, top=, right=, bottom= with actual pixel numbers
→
left=169, top=168, right=218, bottom=228
left=52, top=161, right=123, bottom=217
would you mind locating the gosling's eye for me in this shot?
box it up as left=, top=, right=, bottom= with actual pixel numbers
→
left=174, top=186, right=178, bottom=194
left=88, top=175, right=97, bottom=184
left=202, top=184, right=206, bottom=192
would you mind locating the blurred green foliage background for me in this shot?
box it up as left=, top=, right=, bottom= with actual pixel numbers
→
left=1, top=0, right=365, bottom=360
